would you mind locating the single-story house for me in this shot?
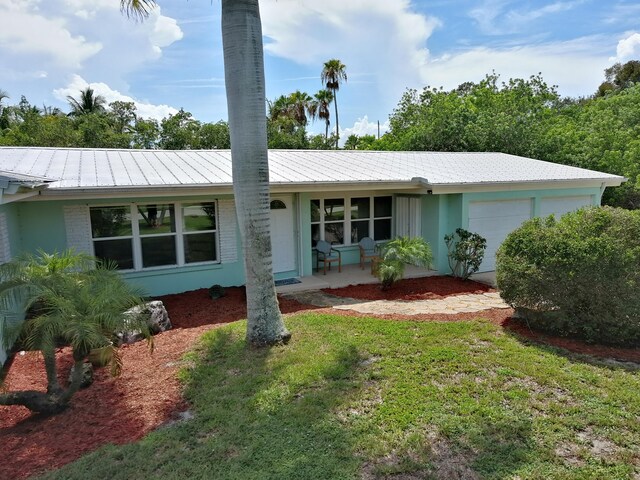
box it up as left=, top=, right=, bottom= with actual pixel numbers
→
left=0, top=147, right=625, bottom=298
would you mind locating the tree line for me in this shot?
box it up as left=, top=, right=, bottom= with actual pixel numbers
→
left=1, top=60, right=639, bottom=208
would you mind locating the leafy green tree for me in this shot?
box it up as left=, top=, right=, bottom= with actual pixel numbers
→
left=198, top=121, right=230, bottom=149
left=159, top=109, right=201, bottom=149
left=321, top=59, right=347, bottom=149
left=308, top=132, right=335, bottom=150
left=109, top=101, right=137, bottom=134
left=0, top=251, right=148, bottom=414
left=132, top=118, right=160, bottom=149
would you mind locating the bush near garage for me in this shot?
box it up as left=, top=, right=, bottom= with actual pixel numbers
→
left=496, top=206, right=640, bottom=346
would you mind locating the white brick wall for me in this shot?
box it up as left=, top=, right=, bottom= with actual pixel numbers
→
left=63, top=205, right=93, bottom=255
left=0, top=212, right=11, bottom=264
left=217, top=199, right=238, bottom=264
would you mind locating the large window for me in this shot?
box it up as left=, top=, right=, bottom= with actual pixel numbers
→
left=311, top=195, right=392, bottom=247
left=90, top=202, right=219, bottom=270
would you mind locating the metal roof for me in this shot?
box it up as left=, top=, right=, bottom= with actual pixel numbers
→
left=0, top=147, right=624, bottom=191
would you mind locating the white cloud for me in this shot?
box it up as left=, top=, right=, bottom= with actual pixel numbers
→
left=470, top=0, right=584, bottom=35
left=0, top=0, right=102, bottom=68
left=424, top=36, right=611, bottom=98
left=53, top=74, right=178, bottom=120
left=610, top=32, right=640, bottom=63
left=261, top=0, right=440, bottom=106
left=340, top=116, right=389, bottom=145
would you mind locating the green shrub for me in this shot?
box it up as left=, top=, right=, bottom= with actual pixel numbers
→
left=444, top=228, right=487, bottom=280
left=496, top=207, right=640, bottom=346
left=378, top=237, right=433, bottom=289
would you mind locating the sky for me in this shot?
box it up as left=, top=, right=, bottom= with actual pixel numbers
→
left=1, top=0, right=639, bottom=143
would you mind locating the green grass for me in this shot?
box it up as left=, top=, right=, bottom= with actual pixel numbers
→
left=40, top=314, right=640, bottom=480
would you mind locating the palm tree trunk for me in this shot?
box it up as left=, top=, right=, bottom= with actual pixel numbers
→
left=42, top=345, right=62, bottom=396
left=333, top=91, right=339, bottom=149
left=221, top=0, right=290, bottom=346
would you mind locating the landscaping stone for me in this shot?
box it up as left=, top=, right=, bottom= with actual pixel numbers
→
left=285, top=291, right=510, bottom=316
left=117, top=301, right=172, bottom=345
left=68, top=362, right=94, bottom=389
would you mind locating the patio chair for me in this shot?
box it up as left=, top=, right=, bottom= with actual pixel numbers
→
left=316, top=240, right=341, bottom=275
left=358, top=236, right=380, bottom=271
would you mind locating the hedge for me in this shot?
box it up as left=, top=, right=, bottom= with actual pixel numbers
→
left=496, top=207, right=640, bottom=346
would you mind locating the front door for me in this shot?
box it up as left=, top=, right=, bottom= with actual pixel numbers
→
left=270, top=196, right=296, bottom=273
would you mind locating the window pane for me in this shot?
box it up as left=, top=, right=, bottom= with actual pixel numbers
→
left=374, top=219, right=392, bottom=240
left=270, top=200, right=286, bottom=210
left=325, top=223, right=344, bottom=244
left=183, top=203, right=216, bottom=232
left=184, top=232, right=217, bottom=263
left=374, top=196, right=392, bottom=218
left=311, top=224, right=320, bottom=247
left=93, top=239, right=133, bottom=270
left=310, top=200, right=320, bottom=222
left=351, top=197, right=370, bottom=219
left=324, top=199, right=345, bottom=221
left=138, top=204, right=176, bottom=235
left=90, top=207, right=132, bottom=238
left=351, top=220, right=369, bottom=243
left=141, top=236, right=176, bottom=267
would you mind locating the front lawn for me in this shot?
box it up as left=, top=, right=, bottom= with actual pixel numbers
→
left=41, top=314, right=640, bottom=479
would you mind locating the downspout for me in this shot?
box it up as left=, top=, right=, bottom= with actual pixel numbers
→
left=297, top=193, right=304, bottom=277
left=599, top=182, right=606, bottom=204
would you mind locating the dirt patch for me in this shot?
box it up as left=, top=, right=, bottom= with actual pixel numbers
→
left=324, top=275, right=493, bottom=301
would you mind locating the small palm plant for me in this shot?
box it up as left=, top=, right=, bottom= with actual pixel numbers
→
left=0, top=250, right=149, bottom=414
left=377, top=237, right=433, bottom=290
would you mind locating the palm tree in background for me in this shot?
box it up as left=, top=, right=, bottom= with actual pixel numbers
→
left=314, top=89, right=333, bottom=141
left=0, top=90, right=8, bottom=112
left=268, top=91, right=316, bottom=127
left=321, top=59, right=347, bottom=149
left=67, top=87, right=106, bottom=116
left=121, top=0, right=290, bottom=346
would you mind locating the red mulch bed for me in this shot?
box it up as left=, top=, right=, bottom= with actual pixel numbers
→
left=323, top=275, right=493, bottom=301
left=1, top=280, right=638, bottom=480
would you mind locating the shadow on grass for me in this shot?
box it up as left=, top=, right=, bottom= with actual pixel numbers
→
left=40, top=323, right=369, bottom=480
left=502, top=317, right=640, bottom=370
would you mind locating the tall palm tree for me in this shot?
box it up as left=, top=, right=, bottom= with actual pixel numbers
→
left=321, top=59, right=347, bottom=149
left=121, top=0, right=290, bottom=346
left=0, top=89, right=8, bottom=113
left=288, top=90, right=315, bottom=126
left=314, top=89, right=333, bottom=141
left=67, top=87, right=106, bottom=116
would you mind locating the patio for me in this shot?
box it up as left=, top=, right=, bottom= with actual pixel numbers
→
left=275, top=263, right=437, bottom=294
left=275, top=265, right=498, bottom=294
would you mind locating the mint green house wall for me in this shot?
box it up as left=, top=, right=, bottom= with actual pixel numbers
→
left=421, top=194, right=462, bottom=273
left=0, top=203, right=22, bottom=258
left=13, top=196, right=247, bottom=296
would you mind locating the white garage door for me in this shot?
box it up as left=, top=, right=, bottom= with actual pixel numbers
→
left=540, top=196, right=592, bottom=219
left=468, top=199, right=533, bottom=272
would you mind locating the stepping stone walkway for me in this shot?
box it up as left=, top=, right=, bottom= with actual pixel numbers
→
left=283, top=291, right=510, bottom=316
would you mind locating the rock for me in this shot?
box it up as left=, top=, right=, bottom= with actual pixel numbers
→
left=69, top=362, right=94, bottom=389
left=117, top=301, right=172, bottom=345
left=209, top=284, right=225, bottom=299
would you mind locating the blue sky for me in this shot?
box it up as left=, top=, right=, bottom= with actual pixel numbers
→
left=1, top=0, right=639, bottom=142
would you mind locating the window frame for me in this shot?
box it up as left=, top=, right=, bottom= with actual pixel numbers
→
left=310, top=194, right=394, bottom=247
left=89, top=201, right=220, bottom=271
